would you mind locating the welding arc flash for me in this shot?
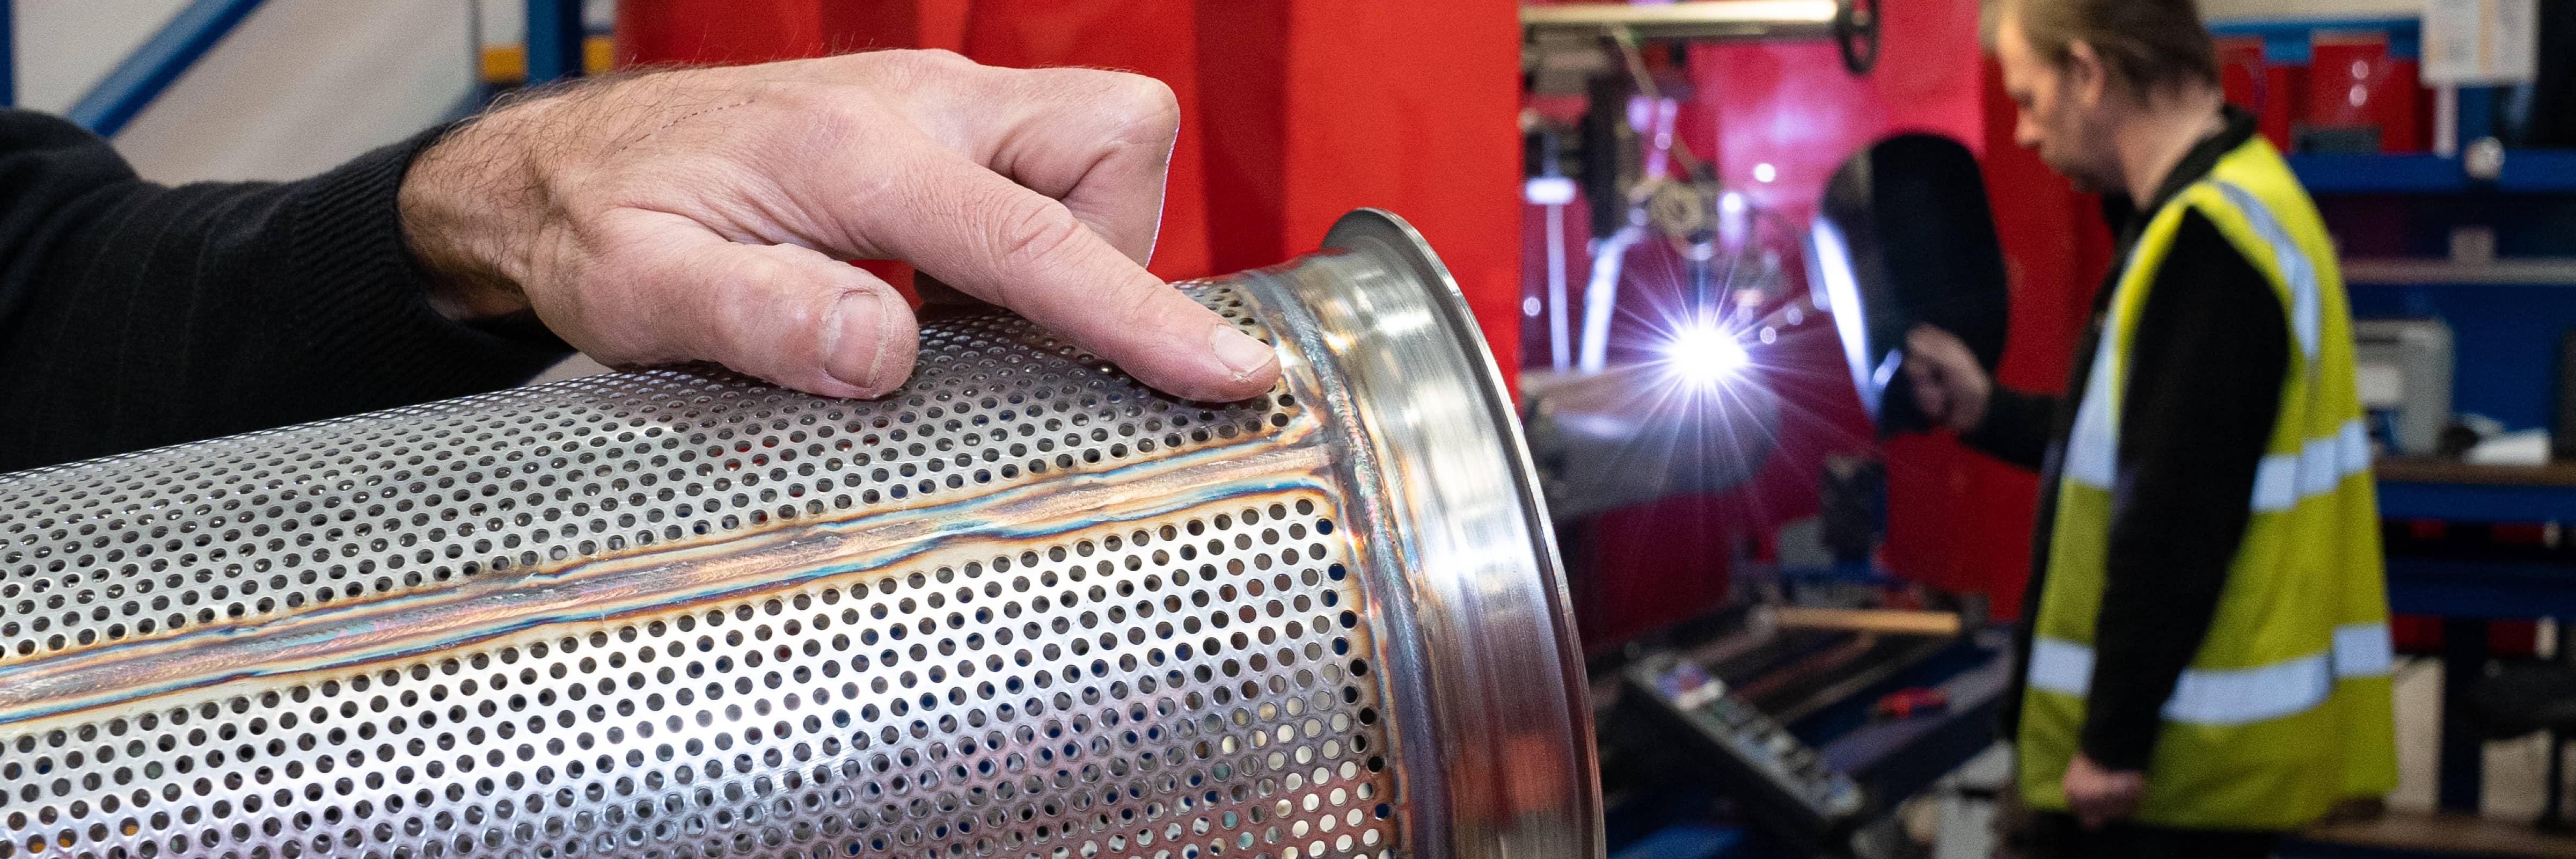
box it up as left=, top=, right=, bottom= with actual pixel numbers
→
left=1664, top=324, right=1750, bottom=384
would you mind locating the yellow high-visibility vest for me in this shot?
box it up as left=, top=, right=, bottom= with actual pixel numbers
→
left=2015, top=134, right=2397, bottom=830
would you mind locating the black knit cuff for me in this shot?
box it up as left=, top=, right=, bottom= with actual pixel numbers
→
left=283, top=123, right=572, bottom=406
left=2076, top=700, right=2160, bottom=772
left=1961, top=387, right=2055, bottom=470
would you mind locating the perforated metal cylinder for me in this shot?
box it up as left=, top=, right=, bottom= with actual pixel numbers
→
left=0, top=210, right=1597, bottom=859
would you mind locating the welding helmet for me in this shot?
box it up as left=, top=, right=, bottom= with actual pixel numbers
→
left=1805, top=133, right=2010, bottom=434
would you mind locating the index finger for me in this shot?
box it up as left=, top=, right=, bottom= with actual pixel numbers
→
left=963, top=66, right=1183, bottom=267
left=880, top=151, right=1278, bottom=402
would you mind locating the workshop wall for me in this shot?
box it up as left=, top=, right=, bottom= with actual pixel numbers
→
left=11, top=0, right=193, bottom=115
left=114, top=0, right=475, bottom=183
left=15, top=1, right=479, bottom=184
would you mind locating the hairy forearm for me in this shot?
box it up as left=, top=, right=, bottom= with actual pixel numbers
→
left=399, top=88, right=583, bottom=323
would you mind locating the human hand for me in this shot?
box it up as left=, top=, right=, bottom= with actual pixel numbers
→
left=398, top=49, right=1278, bottom=402
left=1901, top=324, right=1992, bottom=432
left=2062, top=753, right=2145, bottom=830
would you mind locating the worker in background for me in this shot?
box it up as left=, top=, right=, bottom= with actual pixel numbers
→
left=1902, top=0, right=2396, bottom=856
left=0, top=50, right=1278, bottom=472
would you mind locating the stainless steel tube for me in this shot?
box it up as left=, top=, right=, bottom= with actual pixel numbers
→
left=0, top=209, right=1598, bottom=859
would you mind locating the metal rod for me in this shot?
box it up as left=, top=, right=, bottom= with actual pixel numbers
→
left=2436, top=85, right=2461, bottom=158
left=524, top=0, right=584, bottom=85
left=1522, top=1, right=1839, bottom=41
left=1546, top=202, right=1572, bottom=371
left=1579, top=226, right=1644, bottom=373
left=64, top=0, right=265, bottom=136
left=2343, top=258, right=2576, bottom=286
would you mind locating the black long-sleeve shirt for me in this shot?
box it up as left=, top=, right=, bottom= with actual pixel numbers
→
left=1966, top=107, right=2288, bottom=771
left=0, top=110, right=568, bottom=473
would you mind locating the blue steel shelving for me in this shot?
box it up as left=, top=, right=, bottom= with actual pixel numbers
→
left=2205, top=15, right=2576, bottom=196
left=2291, top=150, right=2576, bottom=194
left=2199, top=11, right=2576, bottom=828
left=2206, top=15, right=2421, bottom=64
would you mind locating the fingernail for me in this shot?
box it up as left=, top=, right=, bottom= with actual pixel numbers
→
left=825, top=290, right=891, bottom=394
left=1209, top=325, right=1276, bottom=380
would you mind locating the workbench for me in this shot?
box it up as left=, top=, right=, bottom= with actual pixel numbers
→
left=2374, top=457, right=2576, bottom=815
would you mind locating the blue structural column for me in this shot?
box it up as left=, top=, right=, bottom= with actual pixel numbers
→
left=525, top=0, right=584, bottom=85
left=2, top=0, right=14, bottom=107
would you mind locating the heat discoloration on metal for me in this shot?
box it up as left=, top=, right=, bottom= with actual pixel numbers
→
left=0, top=281, right=1428, bottom=859
left=0, top=440, right=1334, bottom=724
left=0, top=306, right=1300, bottom=672
left=0, top=210, right=1602, bottom=859
left=0, top=485, right=1399, bottom=859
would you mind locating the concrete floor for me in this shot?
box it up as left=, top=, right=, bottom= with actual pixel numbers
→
left=2387, top=655, right=2569, bottom=821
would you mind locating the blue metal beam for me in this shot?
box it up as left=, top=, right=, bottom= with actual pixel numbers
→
left=524, top=0, right=584, bottom=85
left=65, top=0, right=264, bottom=136
left=3, top=0, right=15, bottom=108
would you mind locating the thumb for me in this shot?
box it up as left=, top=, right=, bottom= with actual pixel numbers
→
left=598, top=210, right=923, bottom=398
left=1901, top=349, right=1937, bottom=387
left=1906, top=359, right=1950, bottom=418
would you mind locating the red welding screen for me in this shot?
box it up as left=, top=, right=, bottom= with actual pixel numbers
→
left=614, top=0, right=1524, bottom=377
left=614, top=0, right=2091, bottom=631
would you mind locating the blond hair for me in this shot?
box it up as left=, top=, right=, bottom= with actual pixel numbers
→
left=1984, top=0, right=2221, bottom=99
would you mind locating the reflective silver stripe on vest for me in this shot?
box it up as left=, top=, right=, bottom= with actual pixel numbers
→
left=2063, top=181, right=2354, bottom=506
left=2215, top=181, right=2322, bottom=364
left=2064, top=336, right=2120, bottom=489
left=2251, top=417, right=2374, bottom=511
left=2332, top=621, right=2395, bottom=678
left=2028, top=622, right=2392, bottom=726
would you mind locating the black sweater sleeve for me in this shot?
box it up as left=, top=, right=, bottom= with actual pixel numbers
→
left=0, top=110, right=568, bottom=473
left=2079, top=211, right=2287, bottom=771
left=1962, top=387, right=2060, bottom=472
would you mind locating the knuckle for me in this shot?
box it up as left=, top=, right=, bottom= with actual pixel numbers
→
left=1102, top=75, right=1182, bottom=142
left=1109, top=279, right=1170, bottom=333
left=990, top=194, right=1085, bottom=277
left=846, top=48, right=977, bottom=98
left=1045, top=69, right=1181, bottom=139
left=701, top=259, right=802, bottom=351
left=707, top=252, right=789, bottom=299
left=1116, top=74, right=1182, bottom=125
left=868, top=47, right=970, bottom=74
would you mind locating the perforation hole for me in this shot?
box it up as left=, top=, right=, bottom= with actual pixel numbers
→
left=0, top=286, right=1301, bottom=668
left=0, top=286, right=1403, bottom=859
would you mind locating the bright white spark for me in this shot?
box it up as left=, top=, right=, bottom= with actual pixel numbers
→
left=1662, top=321, right=1751, bottom=385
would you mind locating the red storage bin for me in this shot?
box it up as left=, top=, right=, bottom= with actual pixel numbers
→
left=2219, top=35, right=2301, bottom=151
left=2306, top=31, right=2429, bottom=153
